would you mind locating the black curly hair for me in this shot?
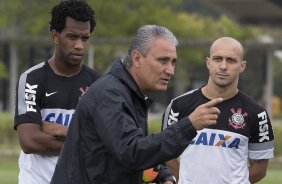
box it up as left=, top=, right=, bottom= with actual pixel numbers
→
left=49, top=0, right=96, bottom=33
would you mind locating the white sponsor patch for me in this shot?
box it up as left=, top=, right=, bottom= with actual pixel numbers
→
left=25, top=83, right=38, bottom=112
left=41, top=108, right=75, bottom=127
left=257, top=111, right=270, bottom=142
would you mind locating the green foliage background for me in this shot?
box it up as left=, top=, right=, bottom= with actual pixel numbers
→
left=0, top=0, right=261, bottom=38
left=0, top=61, right=8, bottom=79
left=0, top=0, right=263, bottom=80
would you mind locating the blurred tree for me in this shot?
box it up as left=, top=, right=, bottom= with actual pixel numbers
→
left=0, top=0, right=57, bottom=36
left=0, top=0, right=261, bottom=38
left=0, top=60, right=8, bottom=79
left=0, top=0, right=263, bottom=98
left=273, top=58, right=282, bottom=100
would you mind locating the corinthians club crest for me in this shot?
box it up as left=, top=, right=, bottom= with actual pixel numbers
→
left=228, top=108, right=248, bottom=129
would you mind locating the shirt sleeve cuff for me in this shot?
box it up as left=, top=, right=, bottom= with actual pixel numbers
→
left=177, top=117, right=197, bottom=140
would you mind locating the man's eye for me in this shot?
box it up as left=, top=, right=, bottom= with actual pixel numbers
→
left=227, top=58, right=237, bottom=63
left=172, top=59, right=177, bottom=66
left=82, top=37, right=90, bottom=41
left=159, top=58, right=169, bottom=64
left=213, top=57, right=221, bottom=62
left=68, top=35, right=77, bottom=40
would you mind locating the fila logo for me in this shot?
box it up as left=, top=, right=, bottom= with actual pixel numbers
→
left=25, top=83, right=38, bottom=112
left=168, top=109, right=179, bottom=126
left=191, top=132, right=241, bottom=149
left=45, top=91, right=57, bottom=97
left=257, top=111, right=270, bottom=142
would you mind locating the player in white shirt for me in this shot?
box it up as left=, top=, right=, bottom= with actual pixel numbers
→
left=162, top=37, right=274, bottom=184
left=14, top=1, right=100, bottom=183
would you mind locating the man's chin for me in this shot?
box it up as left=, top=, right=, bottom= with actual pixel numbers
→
left=68, top=60, right=83, bottom=67
left=154, top=86, right=168, bottom=92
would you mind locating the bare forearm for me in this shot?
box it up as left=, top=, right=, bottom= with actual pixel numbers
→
left=34, top=133, right=64, bottom=156
left=249, top=159, right=268, bottom=183
left=42, top=121, right=68, bottom=138
left=22, top=131, right=64, bottom=155
left=166, top=159, right=179, bottom=181
left=249, top=169, right=266, bottom=183
left=17, top=123, right=65, bottom=156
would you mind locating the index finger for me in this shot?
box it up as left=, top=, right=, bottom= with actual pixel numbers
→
left=203, top=98, right=223, bottom=108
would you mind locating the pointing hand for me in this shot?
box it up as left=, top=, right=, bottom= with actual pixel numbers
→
left=188, top=98, right=223, bottom=130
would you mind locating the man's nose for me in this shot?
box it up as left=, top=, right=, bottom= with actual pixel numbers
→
left=219, top=60, right=227, bottom=69
left=165, top=62, right=175, bottom=75
left=74, top=39, right=83, bottom=49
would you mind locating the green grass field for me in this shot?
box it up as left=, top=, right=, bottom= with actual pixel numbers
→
left=0, top=155, right=19, bottom=184
left=259, top=161, right=282, bottom=184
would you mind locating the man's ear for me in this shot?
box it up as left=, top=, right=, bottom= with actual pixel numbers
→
left=51, top=30, right=59, bottom=44
left=132, top=50, right=142, bottom=68
left=240, top=60, right=247, bottom=73
left=206, top=57, right=210, bottom=69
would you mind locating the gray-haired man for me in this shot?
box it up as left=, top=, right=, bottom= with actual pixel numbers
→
left=51, top=25, right=222, bottom=184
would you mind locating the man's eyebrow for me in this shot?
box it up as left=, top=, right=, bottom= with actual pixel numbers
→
left=211, top=55, right=222, bottom=58
left=157, top=56, right=177, bottom=61
left=211, top=56, right=237, bottom=60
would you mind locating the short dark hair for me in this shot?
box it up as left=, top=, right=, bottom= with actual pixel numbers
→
left=49, top=0, right=96, bottom=33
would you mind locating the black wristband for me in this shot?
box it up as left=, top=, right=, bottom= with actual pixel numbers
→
left=153, top=164, right=176, bottom=184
